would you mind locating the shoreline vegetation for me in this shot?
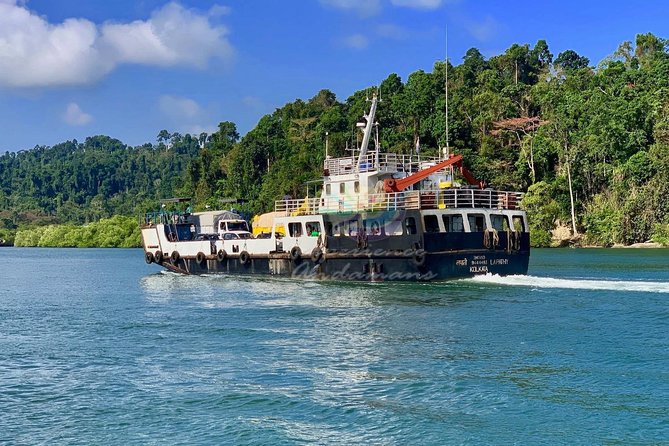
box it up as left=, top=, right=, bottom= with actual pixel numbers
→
left=2, top=34, right=669, bottom=248
left=10, top=216, right=140, bottom=248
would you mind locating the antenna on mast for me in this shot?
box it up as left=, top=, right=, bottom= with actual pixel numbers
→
left=325, top=131, right=330, bottom=159
left=444, top=26, right=450, bottom=160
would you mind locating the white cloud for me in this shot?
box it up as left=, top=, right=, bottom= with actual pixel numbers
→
left=63, top=102, right=93, bottom=126
left=320, top=0, right=448, bottom=15
left=390, top=0, right=444, bottom=9
left=376, top=23, right=409, bottom=40
left=342, top=34, right=369, bottom=50
left=319, top=0, right=381, bottom=17
left=0, top=1, right=234, bottom=88
left=159, top=95, right=203, bottom=120
left=208, top=5, right=231, bottom=17
left=464, top=15, right=500, bottom=42
left=158, top=95, right=219, bottom=137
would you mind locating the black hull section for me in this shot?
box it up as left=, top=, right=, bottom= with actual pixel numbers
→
left=154, top=230, right=530, bottom=282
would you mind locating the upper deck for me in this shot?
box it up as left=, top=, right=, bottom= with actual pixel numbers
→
left=324, top=153, right=445, bottom=177
left=275, top=188, right=524, bottom=216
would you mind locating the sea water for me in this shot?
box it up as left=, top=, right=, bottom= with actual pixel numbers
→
left=0, top=248, right=667, bottom=445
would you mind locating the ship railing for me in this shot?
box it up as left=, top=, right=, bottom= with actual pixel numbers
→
left=324, top=153, right=443, bottom=176
left=142, top=211, right=179, bottom=226
left=421, top=189, right=524, bottom=210
left=274, top=189, right=524, bottom=215
left=275, top=197, right=322, bottom=216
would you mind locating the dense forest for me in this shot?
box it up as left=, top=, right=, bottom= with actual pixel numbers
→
left=3, top=33, right=669, bottom=247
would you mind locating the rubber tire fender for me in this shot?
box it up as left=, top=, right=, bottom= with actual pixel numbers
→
left=239, top=250, right=251, bottom=265
left=310, top=247, right=323, bottom=264
left=145, top=251, right=155, bottom=264
left=154, top=251, right=163, bottom=264
left=217, top=249, right=227, bottom=262
left=196, top=252, right=207, bottom=265
left=412, top=250, right=426, bottom=267
left=290, top=246, right=302, bottom=261
left=171, top=251, right=180, bottom=263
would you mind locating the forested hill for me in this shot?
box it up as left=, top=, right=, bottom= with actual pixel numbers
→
left=3, top=33, right=669, bottom=247
left=0, top=134, right=200, bottom=226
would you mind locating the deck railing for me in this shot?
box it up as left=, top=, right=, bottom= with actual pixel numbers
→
left=324, top=154, right=445, bottom=176
left=274, top=189, right=524, bottom=216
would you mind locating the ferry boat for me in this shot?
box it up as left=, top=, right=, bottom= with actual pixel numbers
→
left=141, top=95, right=529, bottom=281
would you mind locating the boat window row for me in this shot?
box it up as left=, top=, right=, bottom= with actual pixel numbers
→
left=279, top=212, right=525, bottom=239
left=287, top=221, right=322, bottom=237
left=325, top=181, right=360, bottom=195
left=423, top=213, right=525, bottom=233
left=327, top=218, right=407, bottom=237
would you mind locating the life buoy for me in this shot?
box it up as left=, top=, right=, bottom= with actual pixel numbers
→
left=171, top=251, right=180, bottom=263
left=217, top=249, right=227, bottom=262
left=311, top=247, right=324, bottom=264
left=412, top=250, right=426, bottom=267
left=145, top=252, right=154, bottom=264
left=154, top=251, right=163, bottom=263
left=196, top=252, right=206, bottom=265
left=290, top=246, right=302, bottom=261
left=239, top=250, right=250, bottom=265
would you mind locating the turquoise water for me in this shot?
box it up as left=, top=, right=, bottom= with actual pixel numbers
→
left=1, top=248, right=667, bottom=445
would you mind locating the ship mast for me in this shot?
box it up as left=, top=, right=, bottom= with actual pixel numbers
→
left=356, top=94, right=378, bottom=170
left=444, top=28, right=450, bottom=160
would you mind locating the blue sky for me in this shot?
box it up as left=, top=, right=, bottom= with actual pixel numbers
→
left=1, top=0, right=668, bottom=152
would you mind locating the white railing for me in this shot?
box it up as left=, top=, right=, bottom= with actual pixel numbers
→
left=275, top=189, right=524, bottom=216
left=324, top=153, right=445, bottom=176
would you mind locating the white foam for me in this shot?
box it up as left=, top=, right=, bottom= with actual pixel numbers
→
left=468, top=274, right=669, bottom=293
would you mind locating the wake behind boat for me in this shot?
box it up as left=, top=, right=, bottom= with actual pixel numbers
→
left=141, top=94, right=530, bottom=281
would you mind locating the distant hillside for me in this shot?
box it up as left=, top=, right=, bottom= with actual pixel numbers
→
left=0, top=134, right=203, bottom=228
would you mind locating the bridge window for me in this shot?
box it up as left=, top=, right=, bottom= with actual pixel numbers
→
left=467, top=213, right=486, bottom=232
left=306, top=221, right=321, bottom=236
left=364, top=219, right=383, bottom=235
left=490, top=214, right=509, bottom=231
left=385, top=219, right=404, bottom=236
left=340, top=183, right=345, bottom=194
left=354, top=181, right=360, bottom=193
left=288, top=222, right=303, bottom=237
left=344, top=219, right=360, bottom=236
left=325, top=183, right=331, bottom=195
left=442, top=214, right=464, bottom=232
left=512, top=216, right=525, bottom=232
left=423, top=215, right=440, bottom=233
left=405, top=217, right=417, bottom=235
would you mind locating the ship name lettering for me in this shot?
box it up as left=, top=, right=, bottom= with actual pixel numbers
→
left=490, top=258, right=509, bottom=265
left=470, top=266, right=488, bottom=273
